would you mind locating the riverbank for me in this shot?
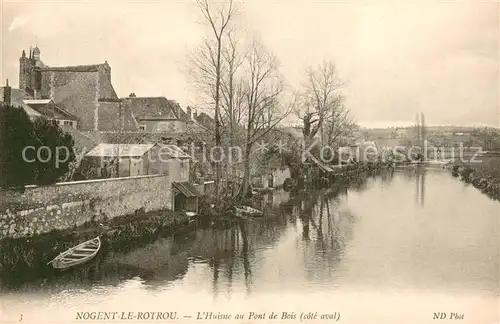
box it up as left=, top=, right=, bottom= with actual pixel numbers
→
left=0, top=208, right=192, bottom=288
left=2, top=169, right=498, bottom=324
left=0, top=162, right=392, bottom=287
left=451, top=157, right=500, bottom=201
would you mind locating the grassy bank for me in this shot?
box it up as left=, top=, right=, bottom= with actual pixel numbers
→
left=452, top=157, right=500, bottom=201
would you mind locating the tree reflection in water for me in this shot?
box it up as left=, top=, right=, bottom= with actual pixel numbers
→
left=291, top=188, right=358, bottom=285
left=1, top=177, right=373, bottom=295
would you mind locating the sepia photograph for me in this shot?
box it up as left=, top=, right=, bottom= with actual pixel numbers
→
left=0, top=0, right=499, bottom=323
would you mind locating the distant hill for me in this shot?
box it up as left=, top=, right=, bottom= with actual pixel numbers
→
left=357, top=125, right=491, bottom=138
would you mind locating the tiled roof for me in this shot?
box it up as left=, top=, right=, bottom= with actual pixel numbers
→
left=23, top=99, right=77, bottom=120
left=175, top=105, right=191, bottom=122
left=173, top=181, right=199, bottom=197
left=60, top=125, right=97, bottom=153
left=123, top=97, right=185, bottom=120
left=39, top=64, right=101, bottom=72
left=85, top=143, right=156, bottom=157
left=194, top=112, right=214, bottom=129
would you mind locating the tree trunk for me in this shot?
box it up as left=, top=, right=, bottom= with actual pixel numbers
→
left=214, top=38, right=223, bottom=208
left=239, top=141, right=252, bottom=199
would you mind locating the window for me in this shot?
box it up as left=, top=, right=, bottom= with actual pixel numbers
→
left=63, top=120, right=72, bottom=126
left=139, top=125, right=146, bottom=131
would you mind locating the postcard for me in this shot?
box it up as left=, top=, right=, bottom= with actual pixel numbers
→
left=1, top=1, right=498, bottom=323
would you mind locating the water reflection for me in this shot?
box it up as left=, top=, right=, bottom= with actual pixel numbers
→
left=2, top=169, right=498, bottom=300
left=197, top=187, right=358, bottom=297
left=415, top=167, right=426, bottom=206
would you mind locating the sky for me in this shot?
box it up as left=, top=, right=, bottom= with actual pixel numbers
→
left=1, top=0, right=499, bottom=128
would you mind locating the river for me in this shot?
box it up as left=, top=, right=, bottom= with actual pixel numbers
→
left=1, top=168, right=498, bottom=324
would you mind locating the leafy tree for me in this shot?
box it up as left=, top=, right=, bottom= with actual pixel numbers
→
left=31, top=117, right=76, bottom=185
left=0, top=104, right=37, bottom=188
left=0, top=104, right=76, bottom=188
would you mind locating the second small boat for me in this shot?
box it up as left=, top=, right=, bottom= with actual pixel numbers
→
left=235, top=206, right=264, bottom=218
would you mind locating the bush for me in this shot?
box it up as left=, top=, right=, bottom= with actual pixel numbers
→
left=0, top=104, right=75, bottom=188
left=0, top=104, right=37, bottom=188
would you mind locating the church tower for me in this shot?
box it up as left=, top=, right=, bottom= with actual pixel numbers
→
left=33, top=45, right=41, bottom=61
left=19, top=49, right=28, bottom=90
left=19, top=46, right=39, bottom=93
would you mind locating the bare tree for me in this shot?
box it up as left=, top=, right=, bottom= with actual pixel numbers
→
left=219, top=31, right=248, bottom=192
left=237, top=39, right=292, bottom=198
left=220, top=30, right=247, bottom=144
left=187, top=31, right=246, bottom=195
left=297, top=60, right=344, bottom=146
left=325, top=103, right=357, bottom=148
left=191, top=0, right=240, bottom=206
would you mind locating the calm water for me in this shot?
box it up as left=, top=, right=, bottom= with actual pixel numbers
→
left=2, top=168, right=499, bottom=324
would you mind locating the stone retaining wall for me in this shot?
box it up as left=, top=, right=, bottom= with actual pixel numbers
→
left=0, top=175, right=172, bottom=239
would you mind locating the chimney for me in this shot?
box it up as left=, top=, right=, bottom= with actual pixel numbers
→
left=186, top=106, right=192, bottom=120
left=2, top=79, right=11, bottom=105
left=129, top=93, right=136, bottom=98
left=193, top=110, right=198, bottom=120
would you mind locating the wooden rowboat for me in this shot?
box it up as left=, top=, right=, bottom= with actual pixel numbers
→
left=47, top=237, right=101, bottom=269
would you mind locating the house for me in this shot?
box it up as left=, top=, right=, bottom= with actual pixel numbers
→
left=123, top=95, right=205, bottom=134
left=23, top=99, right=78, bottom=128
left=155, top=144, right=192, bottom=182
left=1, top=79, right=97, bottom=158
left=82, top=142, right=198, bottom=213
left=84, top=143, right=157, bottom=178
left=192, top=111, right=215, bottom=131
left=10, top=45, right=215, bottom=139
left=1, top=80, right=78, bottom=127
left=252, top=166, right=291, bottom=189
left=82, top=143, right=192, bottom=179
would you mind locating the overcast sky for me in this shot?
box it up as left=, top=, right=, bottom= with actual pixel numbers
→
left=1, top=0, right=498, bottom=127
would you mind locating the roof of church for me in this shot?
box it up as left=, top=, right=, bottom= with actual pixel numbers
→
left=123, top=97, right=185, bottom=120
left=39, top=64, right=103, bottom=72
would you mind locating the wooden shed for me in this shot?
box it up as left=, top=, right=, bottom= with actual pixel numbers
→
left=172, top=181, right=199, bottom=214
